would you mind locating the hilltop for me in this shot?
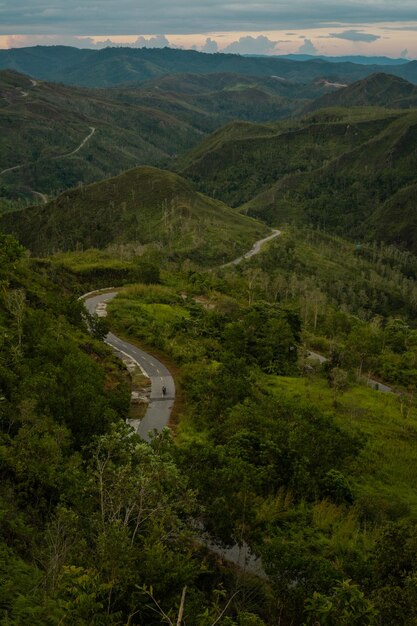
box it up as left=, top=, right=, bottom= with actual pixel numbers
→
left=306, top=73, right=417, bottom=112
left=0, top=165, right=267, bottom=263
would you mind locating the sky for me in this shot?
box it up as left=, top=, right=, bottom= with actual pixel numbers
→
left=1, top=0, right=417, bottom=58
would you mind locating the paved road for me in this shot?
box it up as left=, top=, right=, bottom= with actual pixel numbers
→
left=83, top=291, right=175, bottom=442
left=0, top=126, right=96, bottom=178
left=222, top=229, right=281, bottom=267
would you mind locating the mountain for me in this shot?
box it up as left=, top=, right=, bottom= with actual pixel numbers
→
left=0, top=69, right=340, bottom=200
left=178, top=105, right=417, bottom=252
left=2, top=45, right=416, bottom=88
left=0, top=165, right=267, bottom=262
left=178, top=108, right=398, bottom=207
left=306, top=73, right=417, bottom=112
left=0, top=70, right=205, bottom=199
left=241, top=109, right=417, bottom=251
left=280, top=54, right=410, bottom=66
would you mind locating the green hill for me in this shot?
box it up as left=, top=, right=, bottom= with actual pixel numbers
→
left=179, top=108, right=400, bottom=207
left=242, top=109, right=417, bottom=250
left=0, top=166, right=267, bottom=263
left=306, top=73, right=417, bottom=112
left=178, top=104, right=417, bottom=252
left=0, top=70, right=337, bottom=200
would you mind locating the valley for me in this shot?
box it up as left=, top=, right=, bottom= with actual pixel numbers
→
left=1, top=45, right=417, bottom=625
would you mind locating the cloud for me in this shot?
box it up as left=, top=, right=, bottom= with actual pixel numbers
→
left=298, top=38, right=318, bottom=54
left=224, top=35, right=278, bottom=55
left=4, top=1, right=417, bottom=36
left=200, top=37, right=218, bottom=53
left=329, top=29, right=380, bottom=42
left=133, top=34, right=170, bottom=48
left=400, top=48, right=409, bottom=58
left=4, top=33, right=172, bottom=49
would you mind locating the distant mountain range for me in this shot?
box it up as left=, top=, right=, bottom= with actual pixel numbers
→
left=277, top=54, right=411, bottom=66
left=1, top=46, right=417, bottom=88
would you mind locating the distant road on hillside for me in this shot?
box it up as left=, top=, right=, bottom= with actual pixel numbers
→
left=222, top=229, right=281, bottom=267
left=0, top=126, right=96, bottom=177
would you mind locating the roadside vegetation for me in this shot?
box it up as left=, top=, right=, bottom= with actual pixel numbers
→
left=104, top=225, right=417, bottom=624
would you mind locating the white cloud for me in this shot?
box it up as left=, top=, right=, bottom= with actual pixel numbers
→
left=298, top=38, right=318, bottom=54
left=133, top=35, right=170, bottom=48
left=224, top=35, right=278, bottom=55
left=400, top=47, right=409, bottom=58
left=200, top=37, right=218, bottom=53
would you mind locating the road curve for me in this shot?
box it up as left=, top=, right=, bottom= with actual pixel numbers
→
left=222, top=229, right=281, bottom=267
left=83, top=291, right=175, bottom=442
left=52, top=126, right=96, bottom=160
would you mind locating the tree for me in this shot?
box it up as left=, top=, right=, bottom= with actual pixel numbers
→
left=303, top=580, right=378, bottom=626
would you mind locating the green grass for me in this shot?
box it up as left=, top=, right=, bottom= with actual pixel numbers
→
left=266, top=374, right=417, bottom=520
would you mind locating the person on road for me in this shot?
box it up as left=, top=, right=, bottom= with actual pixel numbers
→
left=162, top=385, right=167, bottom=396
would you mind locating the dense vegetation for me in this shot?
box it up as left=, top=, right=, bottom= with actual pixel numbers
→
left=104, top=227, right=417, bottom=623
left=1, top=233, right=284, bottom=625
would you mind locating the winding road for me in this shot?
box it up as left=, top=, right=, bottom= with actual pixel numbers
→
left=83, top=291, right=175, bottom=442
left=82, top=230, right=280, bottom=440
left=0, top=126, right=96, bottom=178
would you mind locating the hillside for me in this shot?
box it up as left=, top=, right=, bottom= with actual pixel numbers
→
left=3, top=45, right=417, bottom=88
left=306, top=73, right=417, bottom=112
left=242, top=109, right=417, bottom=251
left=110, top=72, right=332, bottom=127
left=0, top=70, right=206, bottom=199
left=0, top=69, right=341, bottom=200
left=178, top=104, right=417, bottom=252
left=1, top=165, right=267, bottom=262
left=179, top=108, right=400, bottom=207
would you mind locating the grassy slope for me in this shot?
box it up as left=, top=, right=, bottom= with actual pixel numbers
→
left=0, top=165, right=268, bottom=263
left=267, top=375, right=417, bottom=520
